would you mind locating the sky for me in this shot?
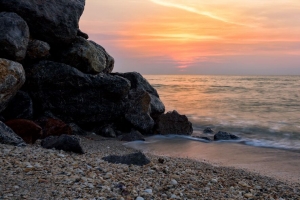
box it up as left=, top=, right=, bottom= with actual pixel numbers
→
left=79, top=0, right=300, bottom=75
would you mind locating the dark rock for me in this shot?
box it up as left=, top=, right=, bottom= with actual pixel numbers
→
left=214, top=131, right=240, bottom=141
left=93, top=124, right=116, bottom=138
left=35, top=118, right=72, bottom=138
left=57, top=37, right=114, bottom=74
left=1, top=91, right=33, bottom=120
left=24, top=60, right=130, bottom=125
left=203, top=127, right=214, bottom=134
left=125, top=89, right=154, bottom=134
left=5, top=119, right=42, bottom=144
left=69, top=123, right=89, bottom=136
left=41, top=134, right=84, bottom=154
left=77, top=29, right=89, bottom=39
left=0, top=12, right=29, bottom=61
left=102, top=152, right=150, bottom=166
left=155, top=110, right=193, bottom=135
left=118, top=129, right=145, bottom=142
left=115, top=72, right=165, bottom=117
left=0, top=121, right=26, bottom=146
left=0, top=58, right=25, bottom=112
left=158, top=158, right=165, bottom=164
left=26, top=39, right=50, bottom=60
left=0, top=0, right=85, bottom=45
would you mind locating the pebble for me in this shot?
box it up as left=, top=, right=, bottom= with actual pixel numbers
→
left=144, top=189, right=152, bottom=194
left=170, top=179, right=178, bottom=185
left=136, top=197, right=144, bottom=200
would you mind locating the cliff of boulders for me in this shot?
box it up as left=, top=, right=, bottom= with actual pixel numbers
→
left=0, top=0, right=193, bottom=151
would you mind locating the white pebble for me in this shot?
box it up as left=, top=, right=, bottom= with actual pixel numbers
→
left=170, top=179, right=178, bottom=185
left=144, top=189, right=153, bottom=194
left=136, top=197, right=144, bottom=200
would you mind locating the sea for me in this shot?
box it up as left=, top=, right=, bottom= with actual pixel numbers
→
left=136, top=75, right=300, bottom=151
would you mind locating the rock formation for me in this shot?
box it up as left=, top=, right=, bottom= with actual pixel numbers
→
left=0, top=0, right=193, bottom=148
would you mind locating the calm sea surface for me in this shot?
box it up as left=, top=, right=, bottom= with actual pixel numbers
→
left=144, top=75, right=300, bottom=150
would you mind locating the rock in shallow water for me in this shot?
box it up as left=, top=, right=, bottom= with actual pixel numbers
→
left=102, top=152, right=150, bottom=166
left=214, top=131, right=240, bottom=141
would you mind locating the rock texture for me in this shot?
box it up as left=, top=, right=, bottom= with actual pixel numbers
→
left=118, top=129, right=145, bottom=142
left=102, top=152, right=150, bottom=166
left=5, top=119, right=42, bottom=144
left=58, top=37, right=114, bottom=74
left=0, top=121, right=26, bottom=146
left=0, top=58, right=25, bottom=112
left=25, top=61, right=130, bottom=125
left=35, top=118, right=72, bottom=139
left=0, top=12, right=29, bottom=61
left=41, top=134, right=84, bottom=154
left=155, top=110, right=193, bottom=135
left=26, top=39, right=50, bottom=60
left=214, top=131, right=240, bottom=141
left=0, top=0, right=85, bottom=45
left=1, top=91, right=33, bottom=120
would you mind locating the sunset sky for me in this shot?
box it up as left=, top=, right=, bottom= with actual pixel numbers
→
left=79, top=0, right=300, bottom=75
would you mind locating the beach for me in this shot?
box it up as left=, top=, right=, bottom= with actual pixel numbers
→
left=1, top=135, right=299, bottom=200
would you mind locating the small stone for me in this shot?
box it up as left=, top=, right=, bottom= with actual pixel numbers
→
left=211, top=178, right=218, bottom=183
left=170, top=194, right=177, bottom=199
left=136, top=197, right=144, bottom=200
left=244, top=193, right=253, bottom=198
left=144, top=189, right=152, bottom=194
left=170, top=179, right=178, bottom=185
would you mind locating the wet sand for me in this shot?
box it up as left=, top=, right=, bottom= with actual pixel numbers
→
left=125, top=136, right=300, bottom=184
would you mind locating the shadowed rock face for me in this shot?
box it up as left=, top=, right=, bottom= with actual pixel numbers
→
left=0, top=121, right=26, bottom=146
left=35, top=118, right=72, bottom=139
left=0, top=58, right=25, bottom=112
left=0, top=0, right=85, bottom=45
left=155, top=110, right=193, bottom=135
left=0, top=12, right=29, bottom=61
left=26, top=39, right=50, bottom=60
left=57, top=37, right=114, bottom=74
left=5, top=119, right=42, bottom=144
left=1, top=91, right=33, bottom=120
left=41, top=134, right=84, bottom=154
left=24, top=61, right=130, bottom=125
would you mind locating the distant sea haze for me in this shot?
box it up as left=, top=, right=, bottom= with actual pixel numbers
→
left=145, top=75, right=300, bottom=150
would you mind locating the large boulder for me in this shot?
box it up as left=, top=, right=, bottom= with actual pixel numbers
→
left=214, top=131, right=240, bottom=141
left=115, top=72, right=165, bottom=117
left=0, top=12, right=29, bottom=61
left=5, top=119, right=42, bottom=144
left=1, top=91, right=33, bottom=120
left=57, top=37, right=114, bottom=74
left=41, top=134, right=84, bottom=154
left=118, top=129, right=145, bottom=142
left=0, top=0, right=85, bottom=45
left=0, top=58, right=25, bottom=112
left=0, top=121, right=26, bottom=146
left=155, top=110, right=193, bottom=135
left=125, top=89, right=154, bottom=134
left=24, top=61, right=130, bottom=125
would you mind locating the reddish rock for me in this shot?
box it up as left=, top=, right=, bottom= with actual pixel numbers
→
left=5, top=119, right=42, bottom=144
left=35, top=118, right=72, bottom=138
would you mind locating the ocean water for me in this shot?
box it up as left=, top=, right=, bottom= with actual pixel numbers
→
left=144, top=75, right=300, bottom=150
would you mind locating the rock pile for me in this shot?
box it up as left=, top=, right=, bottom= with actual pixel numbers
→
left=0, top=0, right=193, bottom=152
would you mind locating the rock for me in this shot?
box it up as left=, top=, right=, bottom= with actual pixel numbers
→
left=26, top=39, right=50, bottom=60
left=0, top=0, right=85, bottom=45
left=125, top=89, right=154, bottom=134
left=41, top=134, right=84, bottom=154
left=115, top=72, right=165, bottom=117
left=93, top=124, right=116, bottom=138
left=118, top=129, right=145, bottom=142
left=69, top=123, right=89, bottom=136
left=0, top=12, right=29, bottom=61
left=0, top=121, right=26, bottom=146
left=0, top=58, right=25, bottom=112
left=4, top=119, right=42, bottom=144
left=155, top=110, right=193, bottom=135
left=77, top=29, right=89, bottom=39
left=170, top=179, right=178, bottom=185
left=1, top=91, right=33, bottom=120
left=102, top=152, right=150, bottom=166
left=35, top=118, right=72, bottom=138
left=24, top=60, right=130, bottom=125
left=203, top=127, right=214, bottom=134
left=214, top=131, right=240, bottom=141
left=57, top=37, right=114, bottom=74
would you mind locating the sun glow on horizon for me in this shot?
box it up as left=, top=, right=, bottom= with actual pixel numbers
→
left=80, top=0, right=300, bottom=74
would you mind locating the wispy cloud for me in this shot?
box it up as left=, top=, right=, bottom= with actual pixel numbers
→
left=150, top=0, right=252, bottom=27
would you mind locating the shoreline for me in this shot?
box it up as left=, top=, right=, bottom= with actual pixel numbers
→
left=1, top=135, right=299, bottom=199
